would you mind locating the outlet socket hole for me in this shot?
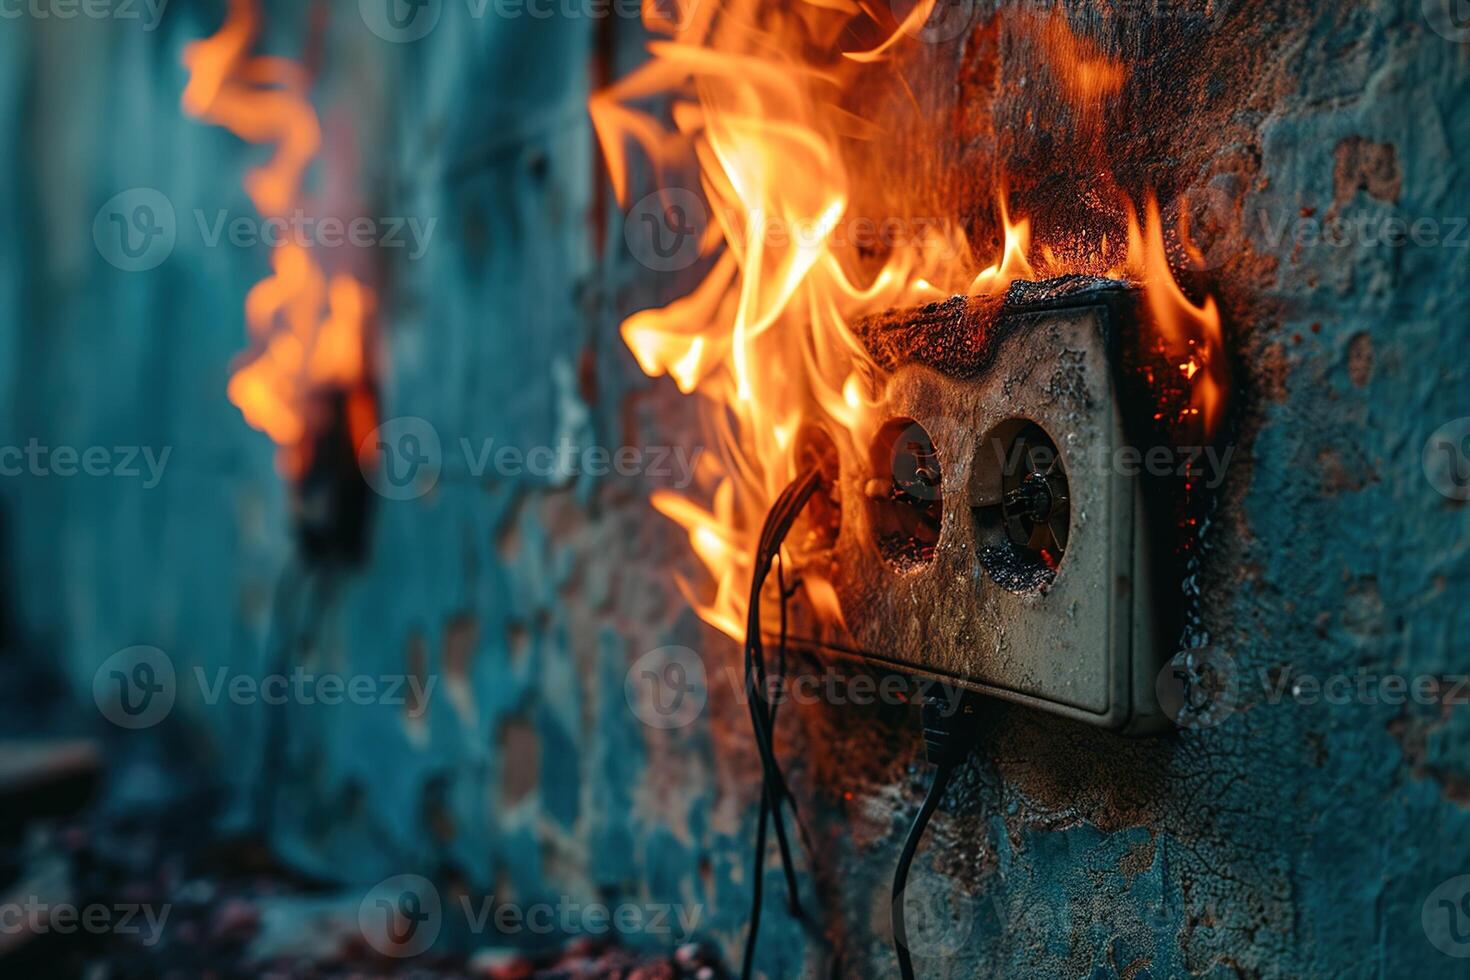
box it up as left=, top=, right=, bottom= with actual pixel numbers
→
left=972, top=419, right=1070, bottom=593
left=867, top=418, right=942, bottom=570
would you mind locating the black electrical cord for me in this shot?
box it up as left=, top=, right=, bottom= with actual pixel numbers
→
left=893, top=764, right=953, bottom=980
left=741, top=467, right=822, bottom=980
left=738, top=468, right=985, bottom=979
left=745, top=468, right=823, bottom=856
left=891, top=685, right=981, bottom=980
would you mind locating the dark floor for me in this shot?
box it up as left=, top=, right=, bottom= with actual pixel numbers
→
left=0, top=653, right=725, bottom=980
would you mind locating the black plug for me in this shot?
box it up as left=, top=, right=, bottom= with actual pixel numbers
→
left=920, top=682, right=981, bottom=769
left=893, top=682, right=982, bottom=980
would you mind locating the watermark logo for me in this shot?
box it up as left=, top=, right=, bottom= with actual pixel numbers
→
left=461, top=895, right=702, bottom=940
left=457, top=437, right=700, bottom=488
left=361, top=416, right=443, bottom=501
left=889, top=868, right=981, bottom=962
left=93, top=646, right=176, bottom=730
left=193, top=666, right=437, bottom=715
left=1424, top=418, right=1470, bottom=502
left=194, top=210, right=436, bottom=259
left=1111, top=0, right=1236, bottom=26
left=360, top=875, right=442, bottom=958
left=719, top=663, right=964, bottom=712
left=359, top=880, right=700, bottom=957
left=1257, top=209, right=1470, bottom=252
left=625, top=188, right=707, bottom=272
left=1155, top=646, right=1239, bottom=729
left=360, top=0, right=442, bottom=42
left=93, top=188, right=175, bottom=272
left=1424, top=875, right=1470, bottom=957
left=985, top=437, right=1235, bottom=490
left=359, top=419, right=701, bottom=500
left=625, top=645, right=707, bottom=730
left=889, top=0, right=976, bottom=45
left=362, top=0, right=683, bottom=39
left=1261, top=668, right=1469, bottom=708
left=96, top=189, right=435, bottom=271
left=94, top=647, right=436, bottom=729
left=1425, top=0, right=1470, bottom=42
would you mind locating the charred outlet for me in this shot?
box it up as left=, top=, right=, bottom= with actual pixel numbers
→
left=769, top=274, right=1229, bottom=733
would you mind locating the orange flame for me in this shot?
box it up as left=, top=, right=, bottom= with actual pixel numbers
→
left=182, top=0, right=374, bottom=475
left=594, top=2, right=1227, bottom=641
left=1123, top=195, right=1227, bottom=434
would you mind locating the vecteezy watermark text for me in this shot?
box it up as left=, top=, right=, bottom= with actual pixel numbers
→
left=359, top=0, right=696, bottom=43
left=987, top=438, right=1236, bottom=489
left=458, top=438, right=698, bottom=486
left=0, top=899, right=170, bottom=947
left=0, top=0, right=167, bottom=29
left=720, top=663, right=960, bottom=711
left=623, top=189, right=975, bottom=272
left=0, top=441, right=170, bottom=488
left=1258, top=210, right=1470, bottom=250
left=1155, top=647, right=1470, bottom=730
left=93, top=646, right=437, bottom=730
left=1261, top=667, right=1470, bottom=708
left=194, top=210, right=437, bottom=261
left=357, top=875, right=702, bottom=959
left=93, top=187, right=437, bottom=272
left=361, top=417, right=703, bottom=501
left=193, top=666, right=437, bottom=714
left=622, top=645, right=972, bottom=730
left=459, top=894, right=701, bottom=941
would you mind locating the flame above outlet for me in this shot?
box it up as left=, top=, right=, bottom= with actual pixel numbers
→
left=591, top=0, right=1229, bottom=642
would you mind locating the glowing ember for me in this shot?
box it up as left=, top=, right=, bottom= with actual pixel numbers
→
left=591, top=2, right=1229, bottom=641
left=182, top=0, right=375, bottom=477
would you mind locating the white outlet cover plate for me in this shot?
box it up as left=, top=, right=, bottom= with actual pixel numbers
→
left=785, top=293, right=1168, bottom=733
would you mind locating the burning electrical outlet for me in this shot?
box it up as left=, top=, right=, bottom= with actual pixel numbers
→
left=591, top=1, right=1230, bottom=732
left=782, top=277, right=1202, bottom=733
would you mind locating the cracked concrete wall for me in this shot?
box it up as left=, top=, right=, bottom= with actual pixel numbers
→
left=0, top=0, right=1467, bottom=977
